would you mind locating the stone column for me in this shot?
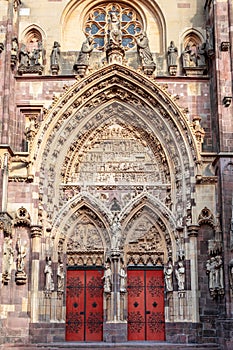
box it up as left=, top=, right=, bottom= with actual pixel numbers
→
left=30, top=225, right=42, bottom=322
left=187, top=224, right=199, bottom=322
left=103, top=250, right=127, bottom=342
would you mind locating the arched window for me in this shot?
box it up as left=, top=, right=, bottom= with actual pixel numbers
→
left=84, top=3, right=143, bottom=51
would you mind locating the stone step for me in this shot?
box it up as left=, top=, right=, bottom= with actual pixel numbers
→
left=1, top=342, right=220, bottom=350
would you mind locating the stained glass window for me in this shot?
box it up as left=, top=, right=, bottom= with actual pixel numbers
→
left=84, top=3, right=143, bottom=51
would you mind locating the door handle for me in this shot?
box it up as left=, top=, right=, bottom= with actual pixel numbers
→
left=80, top=311, right=85, bottom=315
left=146, top=311, right=151, bottom=314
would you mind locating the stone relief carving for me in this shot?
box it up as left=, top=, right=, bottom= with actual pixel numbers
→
left=182, top=40, right=207, bottom=75
left=67, top=221, right=103, bottom=252
left=14, top=207, right=31, bottom=227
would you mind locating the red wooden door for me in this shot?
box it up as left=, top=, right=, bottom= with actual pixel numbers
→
left=127, top=269, right=165, bottom=341
left=66, top=268, right=103, bottom=341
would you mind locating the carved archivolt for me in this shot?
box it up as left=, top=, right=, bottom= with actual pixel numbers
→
left=30, top=65, right=200, bottom=260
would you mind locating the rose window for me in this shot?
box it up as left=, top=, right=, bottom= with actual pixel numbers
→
left=84, top=3, right=143, bottom=51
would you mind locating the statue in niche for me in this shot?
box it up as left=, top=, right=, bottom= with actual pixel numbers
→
left=77, top=36, right=94, bottom=66
left=182, top=42, right=197, bottom=68
left=57, top=262, right=65, bottom=292
left=2, top=236, right=14, bottom=283
left=136, top=32, right=155, bottom=68
left=102, top=263, right=112, bottom=293
left=50, top=41, right=61, bottom=75
left=119, top=263, right=127, bottom=292
left=175, top=261, right=185, bottom=291
left=16, top=237, right=27, bottom=272
left=206, top=256, right=224, bottom=297
left=108, top=11, right=122, bottom=47
left=19, top=44, right=30, bottom=66
left=167, top=41, right=178, bottom=66
left=44, top=257, right=54, bottom=292
left=206, top=257, right=216, bottom=293
left=197, top=43, right=207, bottom=67
left=30, top=41, right=43, bottom=66
left=164, top=260, right=173, bottom=292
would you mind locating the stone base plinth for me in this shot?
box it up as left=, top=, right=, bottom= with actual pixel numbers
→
left=103, top=321, right=127, bottom=343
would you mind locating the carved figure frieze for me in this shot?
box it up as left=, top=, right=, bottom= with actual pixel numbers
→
left=67, top=221, right=103, bottom=252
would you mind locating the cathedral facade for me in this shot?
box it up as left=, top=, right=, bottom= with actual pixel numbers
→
left=0, top=0, right=233, bottom=348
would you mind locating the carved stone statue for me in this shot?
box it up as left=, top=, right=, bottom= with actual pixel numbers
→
left=74, top=36, right=94, bottom=77
left=206, top=26, right=214, bottom=57
left=175, top=261, right=185, bottom=290
left=57, top=262, right=64, bottom=292
left=44, top=258, right=54, bottom=292
left=197, top=43, right=207, bottom=67
left=119, top=264, right=127, bottom=292
left=19, top=44, right=30, bottom=66
left=167, top=41, right=178, bottom=66
left=11, top=37, right=18, bottom=68
left=102, top=263, right=112, bottom=293
left=206, top=257, right=216, bottom=293
left=164, top=260, right=173, bottom=292
left=111, top=214, right=121, bottom=250
left=215, top=255, right=224, bottom=292
left=108, top=11, right=122, bottom=47
left=77, top=36, right=94, bottom=66
left=136, top=32, right=155, bottom=74
left=182, top=43, right=196, bottom=68
left=2, top=236, right=14, bottom=283
left=16, top=237, right=27, bottom=272
left=50, top=41, right=61, bottom=75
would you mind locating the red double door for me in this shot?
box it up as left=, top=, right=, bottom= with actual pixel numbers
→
left=127, top=268, right=165, bottom=341
left=66, top=267, right=165, bottom=342
left=66, top=268, right=103, bottom=341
